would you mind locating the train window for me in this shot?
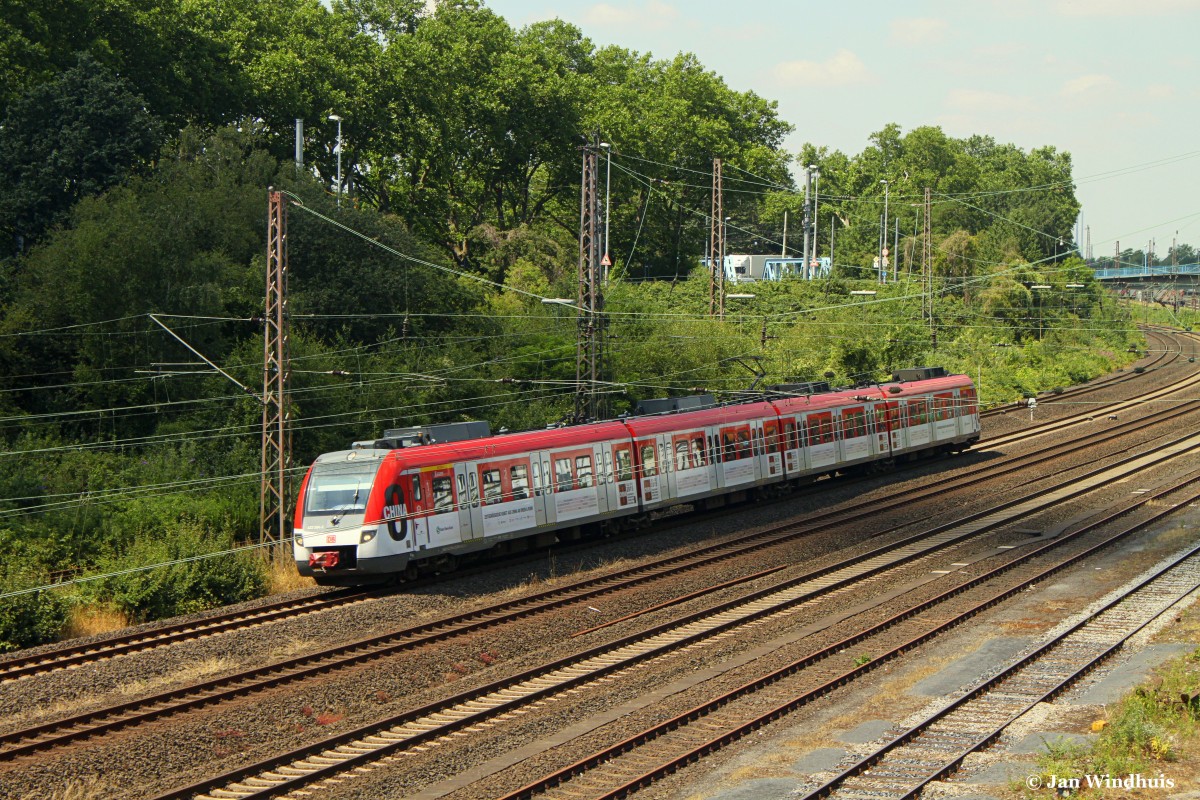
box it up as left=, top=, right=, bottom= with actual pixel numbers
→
left=576, top=455, right=594, bottom=488
left=411, top=475, right=422, bottom=502
left=554, top=458, right=573, bottom=492
left=511, top=464, right=530, bottom=500
left=614, top=447, right=633, bottom=482
left=467, top=471, right=479, bottom=508
left=481, top=469, right=502, bottom=505
left=640, top=443, right=658, bottom=477
left=841, top=408, right=867, bottom=439
left=691, top=436, right=706, bottom=467
left=808, top=413, right=835, bottom=444
left=961, top=388, right=977, bottom=416
left=675, top=440, right=691, bottom=471
left=432, top=477, right=454, bottom=513
left=763, top=421, right=779, bottom=452
left=736, top=429, right=752, bottom=459
left=722, top=432, right=736, bottom=461
left=909, top=398, right=928, bottom=425
left=602, top=450, right=613, bottom=484
left=935, top=394, right=954, bottom=421
left=531, top=460, right=545, bottom=496
left=783, top=420, right=798, bottom=450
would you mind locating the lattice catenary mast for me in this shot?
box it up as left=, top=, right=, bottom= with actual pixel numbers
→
left=261, top=189, right=291, bottom=548
left=709, top=157, right=725, bottom=317
left=575, top=139, right=605, bottom=422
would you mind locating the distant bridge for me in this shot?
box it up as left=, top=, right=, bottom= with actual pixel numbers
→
left=1092, top=263, right=1200, bottom=282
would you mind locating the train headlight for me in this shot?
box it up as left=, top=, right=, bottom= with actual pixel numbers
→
left=360, top=529, right=377, bottom=544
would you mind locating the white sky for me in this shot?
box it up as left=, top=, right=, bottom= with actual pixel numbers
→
left=484, top=0, right=1200, bottom=256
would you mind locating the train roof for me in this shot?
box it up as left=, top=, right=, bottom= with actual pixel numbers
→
left=377, top=420, right=632, bottom=468
left=879, top=373, right=974, bottom=396
left=315, top=371, right=975, bottom=470
left=622, top=400, right=780, bottom=435
left=770, top=373, right=972, bottom=412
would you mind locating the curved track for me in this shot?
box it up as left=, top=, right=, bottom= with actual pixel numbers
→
left=6, top=374, right=1200, bottom=764
left=147, top=429, right=1200, bottom=800
left=6, top=328, right=1195, bottom=688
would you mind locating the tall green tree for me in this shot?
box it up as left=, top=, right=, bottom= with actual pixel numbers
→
left=0, top=55, right=162, bottom=255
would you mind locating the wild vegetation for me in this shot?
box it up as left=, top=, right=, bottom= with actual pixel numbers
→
left=1034, top=645, right=1200, bottom=795
left=0, top=0, right=1190, bottom=650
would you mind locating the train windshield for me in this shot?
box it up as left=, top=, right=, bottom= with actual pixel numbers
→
left=304, top=459, right=383, bottom=518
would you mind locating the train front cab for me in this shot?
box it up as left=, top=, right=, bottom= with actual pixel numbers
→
left=293, top=448, right=404, bottom=585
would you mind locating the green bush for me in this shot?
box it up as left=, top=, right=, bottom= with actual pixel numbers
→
left=87, top=518, right=267, bottom=621
left=0, top=589, right=68, bottom=653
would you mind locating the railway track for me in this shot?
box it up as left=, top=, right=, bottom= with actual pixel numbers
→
left=3, top=330, right=1191, bottom=689
left=801, top=540, right=1200, bottom=800
left=7, top=330, right=1196, bottom=691
left=488, top=482, right=1200, bottom=800
left=7, top=367, right=1200, bottom=767
left=142, top=430, right=1200, bottom=800
left=7, top=380, right=1200, bottom=763
left=0, top=587, right=376, bottom=683
left=978, top=325, right=1189, bottom=418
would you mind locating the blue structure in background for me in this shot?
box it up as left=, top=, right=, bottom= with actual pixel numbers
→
left=1092, top=263, right=1200, bottom=281
left=708, top=254, right=832, bottom=283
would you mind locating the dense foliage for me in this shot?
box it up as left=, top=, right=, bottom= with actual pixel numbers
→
left=0, top=0, right=1181, bottom=650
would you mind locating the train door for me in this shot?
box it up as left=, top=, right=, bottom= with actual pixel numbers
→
left=592, top=444, right=612, bottom=516
left=806, top=411, right=837, bottom=470
left=761, top=418, right=784, bottom=480
left=876, top=401, right=899, bottom=458
left=781, top=416, right=803, bottom=475
left=749, top=419, right=771, bottom=484
left=959, top=386, right=980, bottom=435
left=597, top=444, right=614, bottom=514
left=454, top=463, right=481, bottom=540
left=635, top=436, right=665, bottom=507
left=529, top=450, right=551, bottom=525
left=611, top=443, right=637, bottom=510
left=405, top=471, right=430, bottom=551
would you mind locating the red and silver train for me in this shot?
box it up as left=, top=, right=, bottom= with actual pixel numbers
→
left=293, top=369, right=980, bottom=584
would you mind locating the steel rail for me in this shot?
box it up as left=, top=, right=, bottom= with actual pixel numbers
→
left=802, top=541, right=1200, bottom=800
left=500, top=478, right=1200, bottom=800
left=147, top=434, right=1200, bottom=800
left=4, top=331, right=1195, bottom=685
left=7, top=391, right=1200, bottom=762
